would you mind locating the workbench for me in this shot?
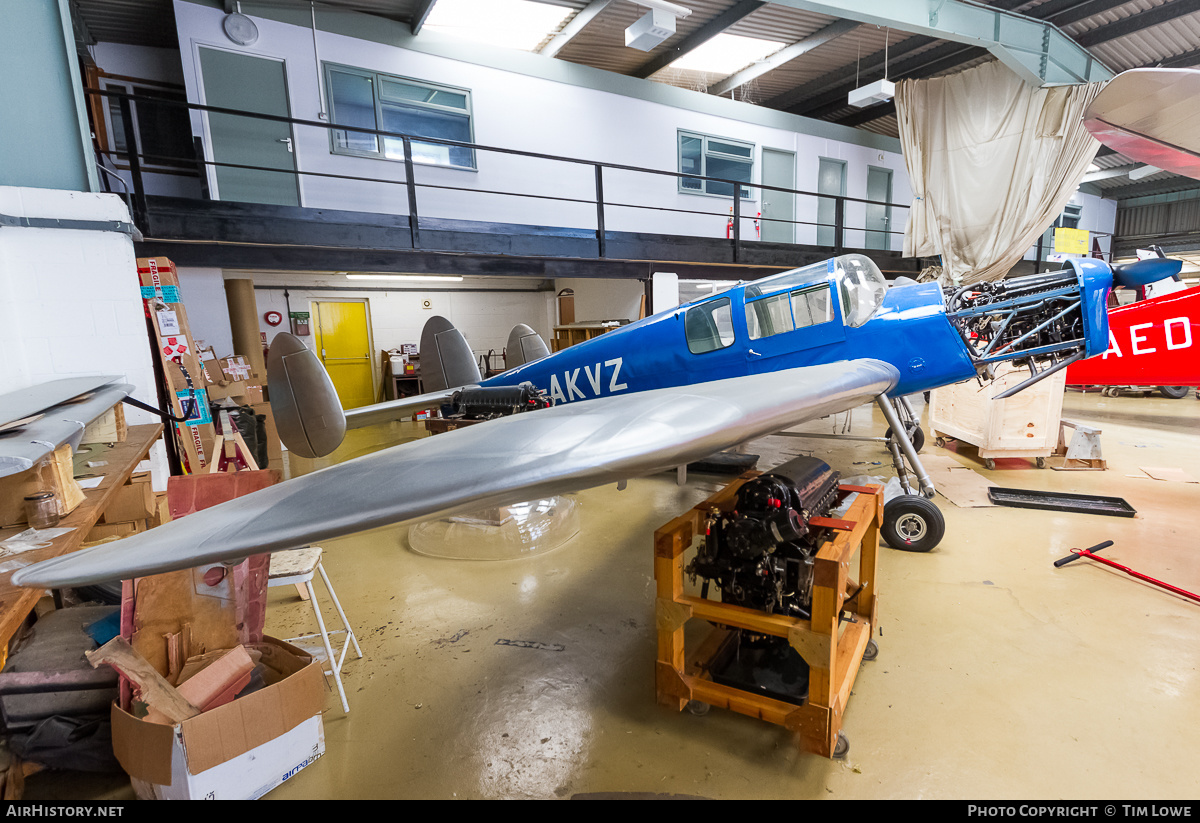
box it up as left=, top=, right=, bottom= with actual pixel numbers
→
left=0, top=423, right=163, bottom=653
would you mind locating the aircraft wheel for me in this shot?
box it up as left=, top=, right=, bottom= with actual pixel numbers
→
left=1159, top=386, right=1190, bottom=399
left=882, top=495, right=944, bottom=553
left=885, top=423, right=925, bottom=453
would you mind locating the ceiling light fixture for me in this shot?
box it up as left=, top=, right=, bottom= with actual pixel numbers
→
left=848, top=27, right=894, bottom=108
left=626, top=9, right=677, bottom=51
left=344, top=274, right=464, bottom=282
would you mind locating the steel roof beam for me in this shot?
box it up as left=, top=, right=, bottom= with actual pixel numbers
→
left=410, top=0, right=438, bottom=36
left=769, top=0, right=1113, bottom=85
left=540, top=0, right=615, bottom=58
left=1074, top=0, right=1200, bottom=48
left=708, top=18, right=859, bottom=96
left=789, top=40, right=984, bottom=120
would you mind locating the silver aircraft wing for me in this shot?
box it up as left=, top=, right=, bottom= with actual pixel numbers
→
left=13, top=359, right=898, bottom=589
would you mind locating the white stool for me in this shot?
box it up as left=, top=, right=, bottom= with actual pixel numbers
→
left=268, top=546, right=362, bottom=713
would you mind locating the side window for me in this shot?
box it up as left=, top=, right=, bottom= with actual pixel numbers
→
left=745, top=285, right=833, bottom=341
left=326, top=65, right=476, bottom=170
left=746, top=293, right=794, bottom=340
left=685, top=298, right=736, bottom=354
left=678, top=131, right=753, bottom=199
left=792, top=285, right=834, bottom=327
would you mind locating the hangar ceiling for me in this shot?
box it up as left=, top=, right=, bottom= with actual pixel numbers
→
left=71, top=0, right=1200, bottom=203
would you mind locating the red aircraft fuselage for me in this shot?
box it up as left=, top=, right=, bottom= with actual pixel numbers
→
left=1067, top=286, right=1200, bottom=387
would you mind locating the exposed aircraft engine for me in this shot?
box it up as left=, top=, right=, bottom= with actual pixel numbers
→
left=688, top=456, right=841, bottom=621
left=442, top=382, right=551, bottom=420
left=943, top=265, right=1109, bottom=398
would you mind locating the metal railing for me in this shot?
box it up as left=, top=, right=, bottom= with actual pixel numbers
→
left=91, top=87, right=911, bottom=263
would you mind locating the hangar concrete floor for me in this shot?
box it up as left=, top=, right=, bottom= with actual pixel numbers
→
left=23, top=389, right=1200, bottom=800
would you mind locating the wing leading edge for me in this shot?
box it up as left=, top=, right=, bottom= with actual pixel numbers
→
left=13, top=359, right=898, bottom=589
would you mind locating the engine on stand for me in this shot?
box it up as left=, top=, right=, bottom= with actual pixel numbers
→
left=685, top=456, right=845, bottom=706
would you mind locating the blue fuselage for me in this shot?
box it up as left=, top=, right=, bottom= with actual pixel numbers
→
left=481, top=258, right=1113, bottom=406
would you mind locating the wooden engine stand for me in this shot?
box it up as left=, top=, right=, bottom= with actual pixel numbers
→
left=653, top=472, right=882, bottom=758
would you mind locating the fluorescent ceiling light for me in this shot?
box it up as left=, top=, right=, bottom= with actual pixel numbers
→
left=424, top=0, right=572, bottom=52
left=344, top=274, right=464, bottom=282
left=668, top=33, right=785, bottom=76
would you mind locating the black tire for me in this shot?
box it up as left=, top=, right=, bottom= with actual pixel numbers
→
left=882, top=495, right=944, bottom=553
left=1159, top=386, right=1190, bottom=399
left=885, top=423, right=925, bottom=453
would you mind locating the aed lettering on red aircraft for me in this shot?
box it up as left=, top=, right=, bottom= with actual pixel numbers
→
left=1101, top=317, right=1194, bottom=358
left=547, top=358, right=628, bottom=404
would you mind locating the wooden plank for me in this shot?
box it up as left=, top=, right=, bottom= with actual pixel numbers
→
left=86, top=637, right=200, bottom=724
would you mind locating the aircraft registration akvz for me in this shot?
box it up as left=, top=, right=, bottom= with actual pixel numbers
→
left=13, top=252, right=1149, bottom=590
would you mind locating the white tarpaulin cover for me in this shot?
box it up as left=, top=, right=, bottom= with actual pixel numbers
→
left=896, top=62, right=1104, bottom=285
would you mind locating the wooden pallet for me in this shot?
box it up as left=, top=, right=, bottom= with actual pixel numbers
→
left=653, top=471, right=882, bottom=758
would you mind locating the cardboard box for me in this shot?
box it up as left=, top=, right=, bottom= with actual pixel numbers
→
left=219, top=356, right=254, bottom=382
left=112, top=637, right=325, bottom=800
left=85, top=519, right=146, bottom=543
left=100, top=477, right=153, bottom=524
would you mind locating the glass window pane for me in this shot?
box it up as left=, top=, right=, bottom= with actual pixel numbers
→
left=429, top=89, right=468, bottom=110
left=329, top=71, right=378, bottom=153
left=134, top=90, right=194, bottom=166
left=792, top=286, right=833, bottom=328
left=106, top=86, right=130, bottom=154
left=379, top=78, right=436, bottom=104
left=381, top=103, right=474, bottom=167
left=746, top=293, right=794, bottom=340
left=679, top=134, right=702, bottom=190
left=685, top=298, right=735, bottom=354
left=705, top=154, right=751, bottom=198
left=744, top=260, right=830, bottom=299
left=835, top=254, right=887, bottom=327
left=708, top=139, right=752, bottom=158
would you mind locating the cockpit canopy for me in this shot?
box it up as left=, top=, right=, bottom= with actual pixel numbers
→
left=744, top=254, right=887, bottom=330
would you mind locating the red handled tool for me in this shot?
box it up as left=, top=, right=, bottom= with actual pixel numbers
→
left=1054, top=541, right=1200, bottom=605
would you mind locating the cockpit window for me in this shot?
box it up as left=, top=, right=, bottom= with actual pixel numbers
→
left=744, top=260, right=830, bottom=300
left=746, top=284, right=833, bottom=340
left=835, top=254, right=887, bottom=327
left=685, top=297, right=736, bottom=354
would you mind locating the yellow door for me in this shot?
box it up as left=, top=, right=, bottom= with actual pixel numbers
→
left=312, top=301, right=375, bottom=410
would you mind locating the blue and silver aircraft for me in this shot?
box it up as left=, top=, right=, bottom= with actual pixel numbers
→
left=13, top=252, right=1168, bottom=589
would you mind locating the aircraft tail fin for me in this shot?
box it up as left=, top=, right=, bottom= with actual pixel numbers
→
left=420, top=316, right=482, bottom=391
left=267, top=332, right=348, bottom=459
left=504, top=324, right=550, bottom=369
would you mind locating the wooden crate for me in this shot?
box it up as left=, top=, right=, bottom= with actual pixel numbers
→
left=653, top=472, right=882, bottom=758
left=928, top=364, right=1066, bottom=468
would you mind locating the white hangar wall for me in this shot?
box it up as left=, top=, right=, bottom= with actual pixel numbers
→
left=170, top=0, right=912, bottom=251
